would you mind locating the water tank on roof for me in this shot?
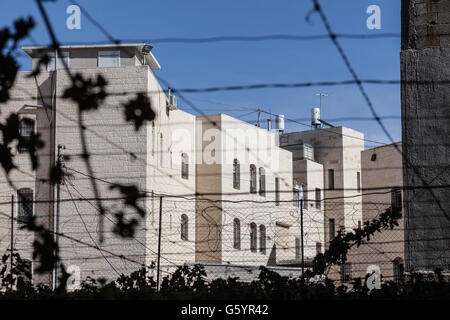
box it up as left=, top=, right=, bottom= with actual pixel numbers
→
left=276, top=114, right=285, bottom=132
left=311, top=108, right=321, bottom=128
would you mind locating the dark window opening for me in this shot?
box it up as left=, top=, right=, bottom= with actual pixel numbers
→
left=328, top=169, right=335, bottom=190
left=250, top=223, right=257, bottom=252
left=329, top=218, right=335, bottom=241
left=233, top=159, right=240, bottom=189
left=233, top=218, right=241, bottom=249
left=17, top=189, right=33, bottom=224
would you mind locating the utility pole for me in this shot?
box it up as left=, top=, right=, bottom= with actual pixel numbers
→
left=300, top=198, right=304, bottom=276
left=315, top=93, right=328, bottom=128
left=10, top=195, right=14, bottom=275
left=156, top=196, right=163, bottom=292
left=54, top=144, right=64, bottom=289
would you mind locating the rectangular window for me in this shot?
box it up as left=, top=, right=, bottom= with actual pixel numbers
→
left=295, top=237, right=301, bottom=259
left=47, top=51, right=69, bottom=71
left=328, top=169, right=335, bottom=190
left=315, top=188, right=321, bottom=209
left=98, top=50, right=120, bottom=68
left=316, top=242, right=322, bottom=255
left=341, top=263, right=352, bottom=283
left=357, top=172, right=361, bottom=192
left=391, top=188, right=402, bottom=212
left=275, top=178, right=280, bottom=206
left=18, top=118, right=35, bottom=154
left=18, top=190, right=33, bottom=224
left=329, top=218, right=335, bottom=241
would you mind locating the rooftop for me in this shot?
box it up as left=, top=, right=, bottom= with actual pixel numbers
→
left=21, top=43, right=161, bottom=70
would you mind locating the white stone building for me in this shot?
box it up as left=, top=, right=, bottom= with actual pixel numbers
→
left=0, top=44, right=314, bottom=287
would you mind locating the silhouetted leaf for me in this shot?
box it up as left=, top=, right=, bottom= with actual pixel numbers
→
left=122, top=93, right=155, bottom=131
left=113, top=212, right=138, bottom=238
left=110, top=183, right=146, bottom=217
left=63, top=73, right=107, bottom=111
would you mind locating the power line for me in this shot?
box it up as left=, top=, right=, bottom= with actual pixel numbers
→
left=310, top=0, right=450, bottom=222
left=64, top=181, right=122, bottom=276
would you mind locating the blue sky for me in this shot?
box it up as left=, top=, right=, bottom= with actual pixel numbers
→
left=3, top=0, right=401, bottom=148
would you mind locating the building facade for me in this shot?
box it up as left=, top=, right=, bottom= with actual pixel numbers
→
left=331, top=143, right=405, bottom=283
left=0, top=44, right=306, bottom=287
left=279, top=126, right=364, bottom=247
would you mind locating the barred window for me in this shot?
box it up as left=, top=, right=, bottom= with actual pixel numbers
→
left=233, top=218, right=241, bottom=249
left=180, top=214, right=188, bottom=241
left=258, top=167, right=265, bottom=197
left=181, top=153, right=189, bottom=179
left=250, top=164, right=257, bottom=194
left=393, top=257, right=404, bottom=284
left=259, top=225, right=266, bottom=254
left=233, top=159, right=240, bottom=189
left=17, top=189, right=33, bottom=224
left=340, top=263, right=352, bottom=283
left=18, top=118, right=34, bottom=154
left=250, top=222, right=257, bottom=252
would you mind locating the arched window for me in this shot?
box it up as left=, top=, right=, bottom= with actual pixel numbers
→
left=250, top=222, right=257, bottom=252
left=259, top=225, right=266, bottom=254
left=393, top=257, right=404, bottom=284
left=18, top=118, right=34, bottom=154
left=233, top=218, right=241, bottom=249
left=17, top=188, right=33, bottom=224
left=233, top=159, right=240, bottom=189
left=181, top=153, right=189, bottom=179
left=250, top=164, right=257, bottom=194
left=259, top=167, right=265, bottom=197
left=160, top=133, right=163, bottom=167
left=180, top=214, right=188, bottom=240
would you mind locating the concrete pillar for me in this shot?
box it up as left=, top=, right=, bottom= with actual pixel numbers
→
left=401, top=0, right=450, bottom=272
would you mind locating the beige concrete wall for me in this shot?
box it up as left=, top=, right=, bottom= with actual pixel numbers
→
left=2, top=60, right=198, bottom=284
left=341, top=127, right=364, bottom=232
left=52, top=66, right=149, bottom=280
left=328, top=142, right=404, bottom=283
left=280, top=127, right=364, bottom=245
left=0, top=71, right=55, bottom=286
left=144, top=71, right=197, bottom=267
left=195, top=114, right=299, bottom=266
left=195, top=114, right=223, bottom=263
left=292, top=159, right=325, bottom=259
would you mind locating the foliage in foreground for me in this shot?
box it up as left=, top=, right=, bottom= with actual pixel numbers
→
left=0, top=258, right=449, bottom=300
